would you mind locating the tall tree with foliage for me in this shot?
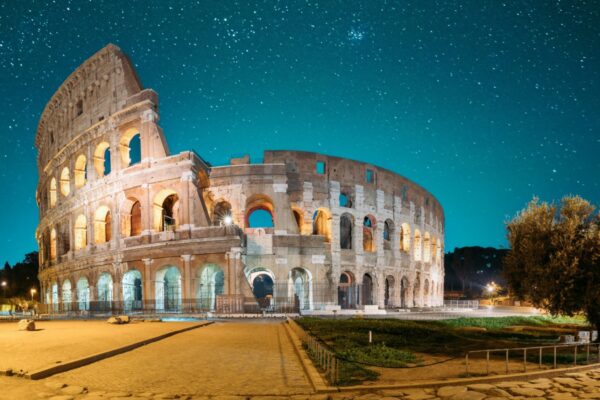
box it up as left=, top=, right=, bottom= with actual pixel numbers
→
left=505, top=196, right=600, bottom=333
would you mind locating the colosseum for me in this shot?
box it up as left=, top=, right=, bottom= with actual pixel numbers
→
left=35, top=44, right=445, bottom=315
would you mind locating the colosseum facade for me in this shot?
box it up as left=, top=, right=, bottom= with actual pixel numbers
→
left=35, top=44, right=445, bottom=314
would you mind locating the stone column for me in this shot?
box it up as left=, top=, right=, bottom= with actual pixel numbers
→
left=142, top=258, right=153, bottom=309
left=377, top=273, right=386, bottom=308
left=181, top=254, right=193, bottom=311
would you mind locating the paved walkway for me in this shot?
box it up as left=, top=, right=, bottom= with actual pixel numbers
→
left=44, top=320, right=312, bottom=397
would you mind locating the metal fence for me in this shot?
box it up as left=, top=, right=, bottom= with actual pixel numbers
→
left=287, top=317, right=339, bottom=385
left=465, top=342, right=600, bottom=376
left=444, top=299, right=480, bottom=309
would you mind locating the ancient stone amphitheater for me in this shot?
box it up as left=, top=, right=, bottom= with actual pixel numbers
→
left=35, top=45, right=444, bottom=314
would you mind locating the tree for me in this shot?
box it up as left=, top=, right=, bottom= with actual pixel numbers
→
left=504, top=196, right=600, bottom=334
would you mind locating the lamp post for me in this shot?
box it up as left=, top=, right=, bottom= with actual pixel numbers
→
left=486, top=281, right=497, bottom=305
left=30, top=288, right=37, bottom=302
left=1, top=281, right=6, bottom=299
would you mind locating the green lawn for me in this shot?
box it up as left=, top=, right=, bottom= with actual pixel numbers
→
left=296, top=315, right=589, bottom=385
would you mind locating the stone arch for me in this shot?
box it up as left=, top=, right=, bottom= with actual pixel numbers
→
left=60, top=167, right=70, bottom=196
left=120, top=127, right=142, bottom=167
left=62, top=279, right=72, bottom=311
left=362, top=273, right=374, bottom=305
left=76, top=277, right=90, bottom=311
left=196, top=264, right=225, bottom=311
left=97, top=272, right=113, bottom=310
left=424, top=232, right=431, bottom=262
left=424, top=279, right=430, bottom=307
left=123, top=269, right=143, bottom=311
left=153, top=189, right=179, bottom=232
left=212, top=200, right=233, bottom=226
left=290, top=267, right=312, bottom=311
left=121, top=197, right=142, bottom=237
left=413, top=229, right=422, bottom=261
left=74, top=154, right=87, bottom=189
left=312, top=208, right=331, bottom=242
left=413, top=275, right=421, bottom=307
left=340, top=213, right=354, bottom=250
left=384, top=275, right=395, bottom=307
left=246, top=267, right=275, bottom=310
left=400, top=276, right=410, bottom=308
left=94, top=205, right=112, bottom=244
left=400, top=223, right=411, bottom=252
left=51, top=281, right=59, bottom=311
left=155, top=266, right=182, bottom=312
left=383, top=219, right=394, bottom=250
left=363, top=215, right=376, bottom=252
left=292, top=207, right=304, bottom=233
left=338, top=271, right=357, bottom=309
left=93, top=141, right=111, bottom=177
left=50, top=228, right=57, bottom=260
left=339, top=191, right=353, bottom=208
left=245, top=194, right=275, bottom=228
left=49, top=177, right=57, bottom=208
left=74, top=214, right=87, bottom=250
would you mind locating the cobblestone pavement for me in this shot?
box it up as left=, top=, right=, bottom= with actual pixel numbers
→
left=2, top=368, right=600, bottom=399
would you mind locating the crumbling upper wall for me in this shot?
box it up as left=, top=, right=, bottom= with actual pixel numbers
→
left=263, top=150, right=445, bottom=227
left=35, top=44, right=143, bottom=161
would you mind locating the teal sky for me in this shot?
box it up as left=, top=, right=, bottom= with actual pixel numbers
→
left=0, top=1, right=599, bottom=263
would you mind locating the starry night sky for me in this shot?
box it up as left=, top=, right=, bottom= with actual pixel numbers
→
left=0, top=1, right=599, bottom=264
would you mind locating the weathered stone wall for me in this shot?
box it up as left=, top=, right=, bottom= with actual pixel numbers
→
left=35, top=44, right=445, bottom=313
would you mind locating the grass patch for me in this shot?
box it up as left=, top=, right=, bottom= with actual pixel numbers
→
left=439, top=315, right=587, bottom=330
left=338, top=343, right=420, bottom=367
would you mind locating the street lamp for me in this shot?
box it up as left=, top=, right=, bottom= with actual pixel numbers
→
left=1, top=281, right=6, bottom=299
left=30, top=288, right=37, bottom=302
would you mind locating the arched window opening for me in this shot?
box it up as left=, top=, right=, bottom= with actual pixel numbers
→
left=424, top=279, right=430, bottom=307
left=430, top=237, right=437, bottom=263
left=312, top=208, right=331, bottom=242
left=340, top=213, right=353, bottom=249
left=413, top=277, right=421, bottom=307
left=161, top=194, right=179, bottom=231
left=156, top=266, right=182, bottom=312
left=51, top=282, right=59, bottom=311
left=93, top=142, right=111, bottom=177
left=123, top=269, right=143, bottom=311
left=77, top=277, right=90, bottom=311
left=423, top=232, right=431, bottom=262
left=362, top=274, right=374, bottom=305
left=74, top=214, right=87, bottom=250
left=128, top=134, right=141, bottom=165
left=59, top=222, right=70, bottom=256
left=339, top=193, right=352, bottom=208
left=292, top=209, right=303, bottom=233
left=60, top=167, right=70, bottom=196
left=414, top=229, right=422, bottom=261
left=212, top=201, right=233, bottom=226
left=197, top=264, right=225, bottom=311
left=49, top=178, right=57, bottom=208
left=383, top=219, right=393, bottom=250
left=247, top=208, right=274, bottom=228
left=130, top=201, right=142, bottom=236
left=50, top=228, right=57, bottom=260
left=74, top=155, right=87, bottom=189
left=94, top=206, right=112, bottom=244
left=363, top=215, right=376, bottom=252
left=400, top=223, right=411, bottom=252
left=385, top=276, right=395, bottom=307
left=120, top=128, right=142, bottom=168
left=62, top=280, right=72, bottom=311
left=245, top=194, right=275, bottom=229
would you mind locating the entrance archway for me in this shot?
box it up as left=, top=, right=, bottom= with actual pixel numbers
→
left=362, top=273, right=374, bottom=305
left=197, top=264, right=225, bottom=311
left=97, top=273, right=113, bottom=311
left=77, top=277, right=90, bottom=311
left=155, top=266, right=182, bottom=312
left=400, top=276, right=409, bottom=308
left=338, top=271, right=357, bottom=309
left=123, top=269, right=143, bottom=311
left=290, top=268, right=312, bottom=311
left=384, top=275, right=395, bottom=308
left=62, top=280, right=72, bottom=312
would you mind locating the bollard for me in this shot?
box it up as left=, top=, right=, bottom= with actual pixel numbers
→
left=369, top=330, right=372, bottom=344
